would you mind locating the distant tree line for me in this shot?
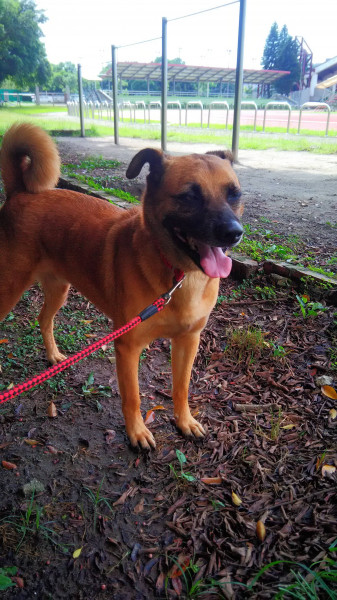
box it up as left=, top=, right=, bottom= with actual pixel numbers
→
left=1, top=1, right=301, bottom=99
left=0, top=0, right=96, bottom=93
left=262, top=23, right=300, bottom=96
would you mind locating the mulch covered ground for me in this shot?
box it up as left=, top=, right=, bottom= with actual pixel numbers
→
left=0, top=275, right=336, bottom=599
left=0, top=146, right=336, bottom=599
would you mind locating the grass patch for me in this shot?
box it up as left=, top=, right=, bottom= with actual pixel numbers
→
left=1, top=105, right=337, bottom=154
left=224, top=326, right=267, bottom=365
left=0, top=104, right=67, bottom=115
left=62, top=156, right=139, bottom=204
left=235, top=224, right=337, bottom=277
left=249, top=542, right=337, bottom=600
left=236, top=224, right=300, bottom=262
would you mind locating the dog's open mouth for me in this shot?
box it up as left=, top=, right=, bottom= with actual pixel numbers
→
left=173, top=227, right=232, bottom=278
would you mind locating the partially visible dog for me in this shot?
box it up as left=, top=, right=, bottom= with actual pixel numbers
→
left=0, top=123, right=243, bottom=448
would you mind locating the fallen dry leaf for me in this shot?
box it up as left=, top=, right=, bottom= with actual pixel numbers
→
left=256, top=520, right=266, bottom=541
left=201, top=476, right=223, bottom=485
left=168, top=554, right=190, bottom=578
left=232, top=491, right=242, bottom=506
left=12, top=577, right=24, bottom=589
left=171, top=577, right=183, bottom=595
left=144, top=410, right=155, bottom=425
left=24, top=439, right=42, bottom=447
left=0, top=338, right=9, bottom=344
left=113, top=487, right=135, bottom=506
left=321, top=464, right=336, bottom=478
left=2, top=460, right=17, bottom=470
left=47, top=402, right=57, bottom=418
left=329, top=408, right=337, bottom=420
left=46, top=445, right=59, bottom=455
left=321, top=385, right=337, bottom=400
left=134, top=497, right=145, bottom=514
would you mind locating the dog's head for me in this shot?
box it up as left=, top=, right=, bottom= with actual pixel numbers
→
left=126, top=148, right=244, bottom=278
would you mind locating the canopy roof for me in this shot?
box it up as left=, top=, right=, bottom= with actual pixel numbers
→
left=100, top=61, right=290, bottom=85
left=316, top=73, right=337, bottom=89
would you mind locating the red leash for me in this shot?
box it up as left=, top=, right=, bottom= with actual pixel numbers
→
left=0, top=276, right=185, bottom=406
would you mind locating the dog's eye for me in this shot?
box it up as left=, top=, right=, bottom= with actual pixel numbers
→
left=227, top=186, right=242, bottom=204
left=173, top=183, right=204, bottom=211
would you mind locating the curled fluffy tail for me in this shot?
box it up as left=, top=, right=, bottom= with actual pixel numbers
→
left=0, top=122, right=61, bottom=197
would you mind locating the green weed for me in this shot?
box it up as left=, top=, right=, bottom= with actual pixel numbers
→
left=224, top=326, right=266, bottom=364
left=295, top=295, right=327, bottom=319
left=270, top=341, right=287, bottom=359
left=304, top=264, right=337, bottom=279
left=75, top=156, right=120, bottom=170
left=253, top=285, right=277, bottom=300
left=1, top=492, right=68, bottom=553
left=249, top=540, right=337, bottom=599
left=0, top=566, right=18, bottom=591
left=169, top=449, right=196, bottom=483
left=61, top=155, right=139, bottom=204
left=83, top=477, right=114, bottom=531
left=62, top=170, right=139, bottom=203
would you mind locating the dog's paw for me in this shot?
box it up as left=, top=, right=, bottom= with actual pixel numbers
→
left=127, top=420, right=156, bottom=450
left=176, top=415, right=206, bottom=438
left=48, top=350, right=67, bottom=365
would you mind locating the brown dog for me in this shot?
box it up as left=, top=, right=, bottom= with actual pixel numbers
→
left=0, top=123, right=243, bottom=448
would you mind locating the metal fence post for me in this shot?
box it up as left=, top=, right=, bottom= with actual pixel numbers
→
left=231, top=0, right=247, bottom=162
left=77, top=64, right=85, bottom=138
left=111, top=45, right=119, bottom=145
left=161, top=17, right=168, bottom=152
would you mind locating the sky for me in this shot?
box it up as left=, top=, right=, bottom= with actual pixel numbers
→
left=35, top=0, right=337, bottom=80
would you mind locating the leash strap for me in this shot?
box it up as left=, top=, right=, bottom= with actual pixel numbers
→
left=0, top=277, right=184, bottom=406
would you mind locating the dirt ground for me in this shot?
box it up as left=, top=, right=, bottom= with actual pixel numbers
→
left=0, top=137, right=336, bottom=599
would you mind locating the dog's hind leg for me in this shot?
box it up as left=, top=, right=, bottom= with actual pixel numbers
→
left=38, top=274, right=70, bottom=364
left=0, top=269, right=35, bottom=323
left=171, top=332, right=206, bottom=438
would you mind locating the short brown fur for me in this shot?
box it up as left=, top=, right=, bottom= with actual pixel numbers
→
left=0, top=124, right=243, bottom=448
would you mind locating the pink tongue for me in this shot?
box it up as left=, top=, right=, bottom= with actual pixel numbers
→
left=198, top=243, right=232, bottom=278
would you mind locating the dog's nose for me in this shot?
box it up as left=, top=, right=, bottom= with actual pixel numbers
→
left=215, top=220, right=243, bottom=247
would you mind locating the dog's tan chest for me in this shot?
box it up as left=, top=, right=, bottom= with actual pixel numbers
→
left=158, top=274, right=219, bottom=337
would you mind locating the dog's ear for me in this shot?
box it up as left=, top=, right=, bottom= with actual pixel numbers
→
left=126, top=148, right=165, bottom=184
left=206, top=150, right=234, bottom=164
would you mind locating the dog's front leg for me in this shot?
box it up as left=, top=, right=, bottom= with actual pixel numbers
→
left=171, top=333, right=206, bottom=438
left=115, top=338, right=156, bottom=449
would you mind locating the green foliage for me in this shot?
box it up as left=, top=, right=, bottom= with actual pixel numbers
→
left=270, top=342, right=287, bottom=359
left=225, top=326, right=266, bottom=364
left=295, top=295, right=327, bottom=319
left=48, top=62, right=77, bottom=93
left=83, top=477, right=114, bottom=531
left=62, top=157, right=139, bottom=204
left=253, top=285, right=277, bottom=300
left=276, top=25, right=301, bottom=95
left=0, top=566, right=17, bottom=590
left=238, top=225, right=296, bottom=262
left=262, top=22, right=279, bottom=70
left=1, top=491, right=68, bottom=552
left=169, top=450, right=196, bottom=482
left=0, top=0, right=50, bottom=87
left=250, top=543, right=337, bottom=600
left=262, top=22, right=300, bottom=94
